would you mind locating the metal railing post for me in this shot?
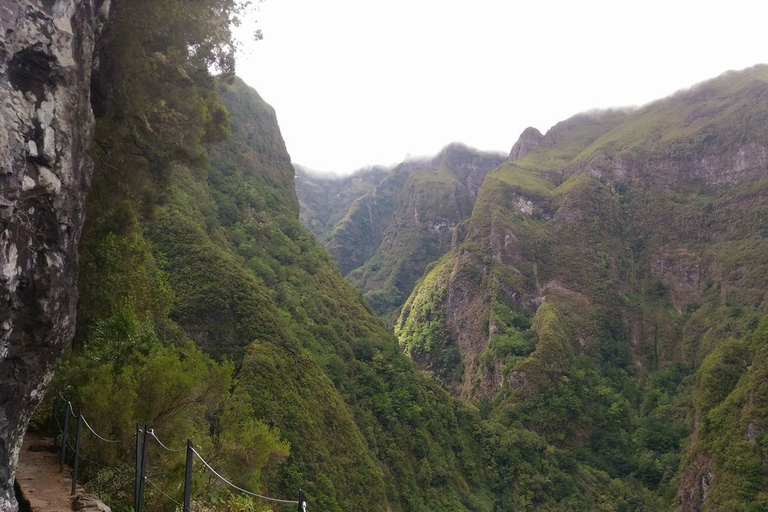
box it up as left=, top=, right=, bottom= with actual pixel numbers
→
left=134, top=424, right=143, bottom=512
left=183, top=439, right=193, bottom=512
left=50, top=392, right=58, bottom=438
left=298, top=489, right=307, bottom=511
left=137, top=424, right=150, bottom=512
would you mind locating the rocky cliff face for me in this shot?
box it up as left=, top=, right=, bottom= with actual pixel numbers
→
left=0, top=1, right=108, bottom=509
left=323, top=162, right=419, bottom=275
left=508, top=126, right=545, bottom=161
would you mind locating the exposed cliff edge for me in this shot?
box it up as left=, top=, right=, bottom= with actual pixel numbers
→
left=0, top=1, right=108, bottom=509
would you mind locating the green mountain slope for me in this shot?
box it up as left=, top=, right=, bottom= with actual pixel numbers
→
left=398, top=64, right=768, bottom=510
left=49, top=9, right=768, bottom=508
left=162, top=79, right=488, bottom=510
left=64, top=63, right=666, bottom=509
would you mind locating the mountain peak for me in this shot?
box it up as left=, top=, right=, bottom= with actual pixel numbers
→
left=509, top=126, right=545, bottom=161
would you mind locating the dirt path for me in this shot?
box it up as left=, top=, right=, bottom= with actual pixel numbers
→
left=15, top=433, right=80, bottom=512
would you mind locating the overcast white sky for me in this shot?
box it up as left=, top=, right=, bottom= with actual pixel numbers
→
left=235, top=0, right=767, bottom=175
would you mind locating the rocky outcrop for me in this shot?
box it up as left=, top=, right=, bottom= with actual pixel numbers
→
left=0, top=1, right=108, bottom=509
left=72, top=493, right=112, bottom=511
left=432, top=142, right=507, bottom=197
left=509, top=126, right=545, bottom=161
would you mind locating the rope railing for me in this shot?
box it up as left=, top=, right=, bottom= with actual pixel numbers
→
left=81, top=416, right=121, bottom=443
left=145, top=476, right=183, bottom=507
left=149, top=430, right=185, bottom=452
left=51, top=390, right=309, bottom=512
left=191, top=446, right=300, bottom=505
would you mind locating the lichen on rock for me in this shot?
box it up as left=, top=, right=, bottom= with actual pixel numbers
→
left=0, top=1, right=109, bottom=509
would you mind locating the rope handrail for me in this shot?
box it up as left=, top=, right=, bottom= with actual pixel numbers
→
left=63, top=437, right=129, bottom=475
left=191, top=447, right=299, bottom=505
left=149, top=430, right=185, bottom=452
left=81, top=416, right=121, bottom=443
left=52, top=389, right=307, bottom=510
left=56, top=390, right=78, bottom=419
left=56, top=390, right=135, bottom=443
left=144, top=477, right=183, bottom=507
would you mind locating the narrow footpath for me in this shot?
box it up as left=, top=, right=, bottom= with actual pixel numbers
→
left=15, top=433, right=79, bottom=512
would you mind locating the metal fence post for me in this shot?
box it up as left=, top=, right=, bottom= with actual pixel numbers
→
left=298, top=489, right=307, bottom=511
left=134, top=424, right=143, bottom=512
left=137, top=424, right=150, bottom=512
left=59, top=405, right=70, bottom=473
left=183, top=439, right=193, bottom=512
left=71, top=413, right=83, bottom=495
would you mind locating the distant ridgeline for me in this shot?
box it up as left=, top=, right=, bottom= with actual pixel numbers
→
left=49, top=7, right=768, bottom=508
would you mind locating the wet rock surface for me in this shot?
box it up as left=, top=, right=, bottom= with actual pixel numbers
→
left=0, top=1, right=108, bottom=509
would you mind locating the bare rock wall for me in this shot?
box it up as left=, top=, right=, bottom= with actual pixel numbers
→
left=0, top=1, right=108, bottom=509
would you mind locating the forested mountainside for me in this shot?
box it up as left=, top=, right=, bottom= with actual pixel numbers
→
left=397, top=65, right=768, bottom=511
left=296, top=145, right=505, bottom=320
left=42, top=1, right=506, bottom=509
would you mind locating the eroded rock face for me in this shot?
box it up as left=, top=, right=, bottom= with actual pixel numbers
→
left=0, top=1, right=108, bottom=509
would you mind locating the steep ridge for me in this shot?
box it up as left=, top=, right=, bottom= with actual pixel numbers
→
left=66, top=76, right=490, bottom=512
left=64, top=68, right=673, bottom=510
left=320, top=164, right=411, bottom=275
left=397, top=64, right=768, bottom=510
left=12, top=8, right=766, bottom=506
